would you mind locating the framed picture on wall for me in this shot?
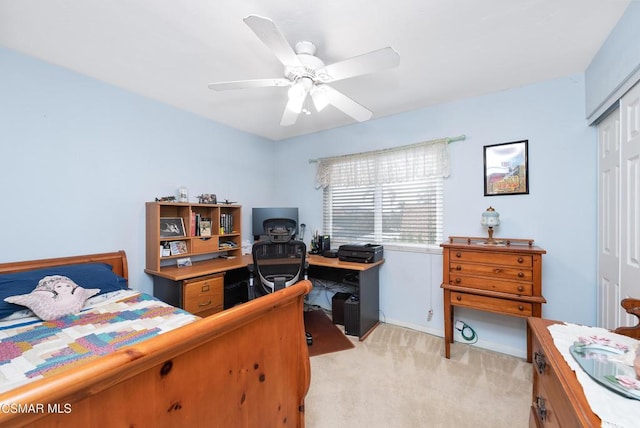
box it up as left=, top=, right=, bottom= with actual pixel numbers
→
left=483, top=140, right=529, bottom=196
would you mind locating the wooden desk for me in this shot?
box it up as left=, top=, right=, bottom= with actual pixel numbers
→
left=307, top=254, right=384, bottom=340
left=147, top=254, right=384, bottom=340
left=528, top=318, right=600, bottom=427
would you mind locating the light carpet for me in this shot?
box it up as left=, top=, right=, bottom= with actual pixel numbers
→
left=305, top=323, right=532, bottom=428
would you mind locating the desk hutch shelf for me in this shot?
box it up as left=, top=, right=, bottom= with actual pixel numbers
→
left=145, top=201, right=242, bottom=316
left=145, top=202, right=242, bottom=273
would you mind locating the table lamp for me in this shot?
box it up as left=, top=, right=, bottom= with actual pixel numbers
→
left=481, top=206, right=500, bottom=245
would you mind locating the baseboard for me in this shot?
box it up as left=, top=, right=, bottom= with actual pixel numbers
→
left=383, top=317, right=527, bottom=360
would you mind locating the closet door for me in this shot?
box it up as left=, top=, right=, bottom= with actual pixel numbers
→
left=597, top=108, right=620, bottom=329
left=599, top=82, right=640, bottom=329
left=620, top=82, right=640, bottom=321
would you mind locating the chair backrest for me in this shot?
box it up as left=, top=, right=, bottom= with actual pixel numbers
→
left=252, top=240, right=306, bottom=295
left=262, top=218, right=297, bottom=243
left=614, top=298, right=640, bottom=339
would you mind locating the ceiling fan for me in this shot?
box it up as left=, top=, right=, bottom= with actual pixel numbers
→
left=207, top=15, right=400, bottom=126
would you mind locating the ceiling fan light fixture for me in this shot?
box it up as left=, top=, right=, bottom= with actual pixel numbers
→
left=311, top=86, right=329, bottom=112
left=287, top=77, right=313, bottom=101
left=285, top=91, right=306, bottom=113
left=208, top=15, right=400, bottom=126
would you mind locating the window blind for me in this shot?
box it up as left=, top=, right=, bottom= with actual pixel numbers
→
left=317, top=139, right=450, bottom=250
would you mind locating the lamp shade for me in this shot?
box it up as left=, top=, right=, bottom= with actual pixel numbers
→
left=481, top=206, right=500, bottom=228
left=310, top=85, right=329, bottom=112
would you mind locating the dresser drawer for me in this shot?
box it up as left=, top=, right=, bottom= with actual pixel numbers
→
left=450, top=262, right=532, bottom=281
left=448, top=274, right=533, bottom=295
left=183, top=274, right=223, bottom=315
left=450, top=292, right=532, bottom=317
left=531, top=340, right=581, bottom=427
left=450, top=250, right=533, bottom=267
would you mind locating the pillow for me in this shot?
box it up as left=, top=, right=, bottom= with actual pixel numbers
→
left=0, top=262, right=127, bottom=319
left=4, top=275, right=100, bottom=320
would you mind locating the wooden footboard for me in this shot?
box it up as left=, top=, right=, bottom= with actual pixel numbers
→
left=0, top=252, right=312, bottom=428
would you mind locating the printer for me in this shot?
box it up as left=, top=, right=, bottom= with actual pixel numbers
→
left=337, top=243, right=384, bottom=263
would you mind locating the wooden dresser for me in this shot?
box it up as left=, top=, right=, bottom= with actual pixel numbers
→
left=441, top=236, right=546, bottom=362
left=528, top=317, right=600, bottom=427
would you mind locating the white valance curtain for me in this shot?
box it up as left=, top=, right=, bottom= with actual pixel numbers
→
left=314, top=138, right=451, bottom=189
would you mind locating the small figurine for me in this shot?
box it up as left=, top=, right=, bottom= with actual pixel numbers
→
left=221, top=199, right=237, bottom=205
left=197, top=194, right=217, bottom=204
left=155, top=196, right=176, bottom=202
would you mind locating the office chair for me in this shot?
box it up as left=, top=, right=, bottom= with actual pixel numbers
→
left=248, top=218, right=312, bottom=345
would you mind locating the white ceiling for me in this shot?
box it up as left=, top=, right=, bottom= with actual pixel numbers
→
left=0, top=0, right=630, bottom=141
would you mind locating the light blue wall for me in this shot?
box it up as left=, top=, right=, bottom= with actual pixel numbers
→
left=276, top=74, right=596, bottom=358
left=585, top=2, right=640, bottom=122
left=0, top=47, right=274, bottom=295
left=0, top=39, right=603, bottom=358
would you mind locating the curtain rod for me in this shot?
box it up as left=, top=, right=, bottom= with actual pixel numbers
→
left=307, top=134, right=466, bottom=164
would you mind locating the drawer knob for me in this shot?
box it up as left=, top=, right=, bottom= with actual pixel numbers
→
left=518, top=305, right=524, bottom=311
left=455, top=265, right=462, bottom=271
left=455, top=252, right=462, bottom=258
left=199, top=300, right=212, bottom=307
left=518, top=272, right=524, bottom=278
left=455, top=278, right=462, bottom=284
left=534, top=352, right=546, bottom=374
left=517, top=257, right=524, bottom=264
left=456, top=295, right=462, bottom=301
left=517, top=285, right=524, bottom=292
left=535, top=396, right=547, bottom=421
left=493, top=268, right=502, bottom=273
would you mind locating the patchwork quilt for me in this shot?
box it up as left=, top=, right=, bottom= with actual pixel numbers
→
left=0, top=290, right=198, bottom=393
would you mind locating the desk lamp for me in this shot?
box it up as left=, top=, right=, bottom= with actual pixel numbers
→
left=481, top=206, right=500, bottom=245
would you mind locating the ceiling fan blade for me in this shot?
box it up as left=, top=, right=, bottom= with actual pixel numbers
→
left=208, top=78, right=291, bottom=91
left=323, top=85, right=373, bottom=122
left=280, top=94, right=306, bottom=126
left=316, top=47, right=400, bottom=83
left=243, top=15, right=302, bottom=68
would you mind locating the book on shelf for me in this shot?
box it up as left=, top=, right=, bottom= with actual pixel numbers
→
left=220, top=213, right=234, bottom=234
left=190, top=211, right=197, bottom=237
left=169, top=241, right=188, bottom=256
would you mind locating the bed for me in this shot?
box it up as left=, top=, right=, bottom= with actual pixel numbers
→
left=0, top=250, right=312, bottom=427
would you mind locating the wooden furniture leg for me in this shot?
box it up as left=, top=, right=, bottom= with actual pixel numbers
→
left=443, top=288, right=452, bottom=358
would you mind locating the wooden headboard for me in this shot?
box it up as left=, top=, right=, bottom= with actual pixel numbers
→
left=0, top=250, right=129, bottom=280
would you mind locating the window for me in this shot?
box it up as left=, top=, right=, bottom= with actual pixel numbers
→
left=316, top=140, right=450, bottom=252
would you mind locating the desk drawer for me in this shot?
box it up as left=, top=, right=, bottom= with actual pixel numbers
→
left=450, top=250, right=532, bottom=267
left=448, top=274, right=532, bottom=296
left=183, top=274, right=223, bottom=315
left=450, top=292, right=532, bottom=317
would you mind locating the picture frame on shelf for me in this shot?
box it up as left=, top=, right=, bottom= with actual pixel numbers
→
left=160, top=242, right=171, bottom=257
left=483, top=140, right=529, bottom=196
left=160, top=217, right=186, bottom=237
left=169, top=240, right=188, bottom=256
left=197, top=194, right=217, bottom=204
left=199, top=218, right=212, bottom=237
left=176, top=257, right=192, bottom=268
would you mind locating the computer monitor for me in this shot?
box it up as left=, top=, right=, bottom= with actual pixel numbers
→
left=252, top=207, right=299, bottom=240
